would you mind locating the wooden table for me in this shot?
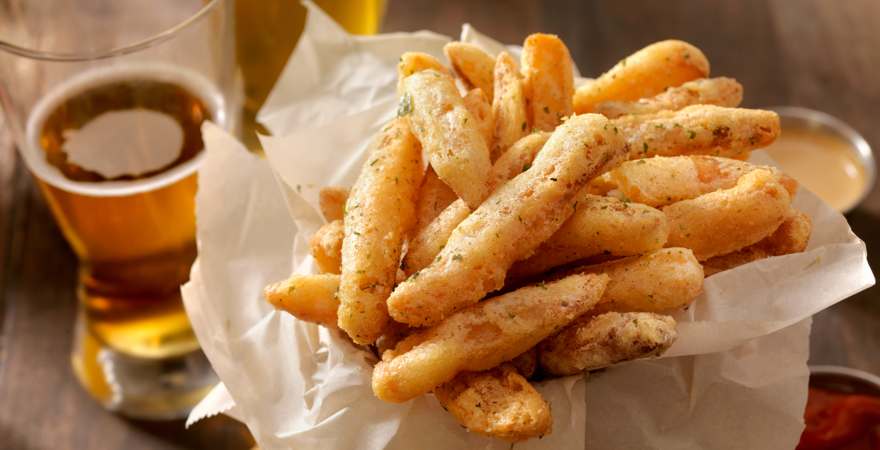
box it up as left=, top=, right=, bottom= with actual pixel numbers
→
left=2, top=1, right=878, bottom=448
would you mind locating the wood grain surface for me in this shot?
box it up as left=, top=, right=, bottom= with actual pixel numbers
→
left=1, top=1, right=879, bottom=448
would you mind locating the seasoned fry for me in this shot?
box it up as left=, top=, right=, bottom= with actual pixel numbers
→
left=373, top=273, right=609, bottom=402
left=403, top=70, right=491, bottom=208
left=594, top=77, right=743, bottom=119
left=703, top=210, right=812, bottom=276
left=573, top=40, right=710, bottom=114
left=539, top=312, right=677, bottom=376
left=388, top=114, right=626, bottom=326
left=594, top=155, right=798, bottom=207
left=492, top=52, right=529, bottom=160
left=565, top=248, right=704, bottom=313
left=510, top=195, right=668, bottom=279
left=615, top=105, right=781, bottom=160
left=319, top=186, right=349, bottom=222
left=310, top=219, right=343, bottom=274
left=402, top=132, right=552, bottom=275
left=435, top=364, right=552, bottom=441
left=521, top=33, right=574, bottom=131
left=751, top=209, right=812, bottom=255
left=338, top=118, right=423, bottom=344
left=664, top=168, right=792, bottom=260
left=264, top=274, right=340, bottom=328
left=412, top=167, right=458, bottom=234
left=444, top=42, right=496, bottom=99
left=462, top=88, right=495, bottom=147
left=396, top=52, right=450, bottom=94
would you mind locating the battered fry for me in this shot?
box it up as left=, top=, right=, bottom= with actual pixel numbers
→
left=462, top=87, right=495, bottom=147
left=568, top=247, right=704, bottom=313
left=574, top=40, right=710, bottom=114
left=403, top=70, right=491, bottom=209
left=703, top=210, right=812, bottom=276
left=338, top=118, right=423, bottom=344
left=396, top=51, right=450, bottom=94
left=264, top=274, right=340, bottom=328
left=664, top=168, right=792, bottom=260
left=593, top=155, right=798, bottom=207
left=310, top=219, right=343, bottom=274
left=435, top=364, right=552, bottom=441
left=492, top=52, right=529, bottom=160
left=521, top=33, right=574, bottom=131
left=595, top=77, right=742, bottom=119
left=539, top=312, right=677, bottom=375
left=444, top=42, right=495, bottom=99
left=510, top=194, right=668, bottom=279
left=614, top=105, right=780, bottom=160
left=373, top=273, right=609, bottom=402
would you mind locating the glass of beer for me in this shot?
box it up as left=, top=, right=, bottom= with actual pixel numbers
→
left=0, top=0, right=236, bottom=419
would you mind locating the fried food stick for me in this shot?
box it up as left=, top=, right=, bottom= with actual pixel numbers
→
left=403, top=70, right=491, bottom=209
left=462, top=88, right=495, bottom=147
left=492, top=52, right=529, bottom=160
left=444, top=42, right=495, bottom=99
left=337, top=118, right=423, bottom=344
left=396, top=51, right=450, bottom=94
left=521, top=33, right=574, bottom=131
left=703, top=210, right=812, bottom=276
left=264, top=274, right=340, bottom=328
left=402, top=132, right=552, bottom=275
left=614, top=105, right=780, bottom=160
left=310, top=219, right=343, bottom=274
left=539, top=312, right=677, bottom=376
left=509, top=194, right=668, bottom=279
left=574, top=40, right=710, bottom=114
left=373, top=273, right=609, bottom=402
left=594, top=77, right=742, bottom=119
left=388, top=114, right=626, bottom=326
left=564, top=247, right=706, bottom=314
left=664, top=168, right=792, bottom=260
left=590, top=155, right=798, bottom=207
left=435, top=364, right=552, bottom=441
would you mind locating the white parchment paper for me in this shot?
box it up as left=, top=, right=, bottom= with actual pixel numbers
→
left=183, top=3, right=874, bottom=449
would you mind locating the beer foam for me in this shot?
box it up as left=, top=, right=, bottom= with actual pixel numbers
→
left=25, top=63, right=227, bottom=197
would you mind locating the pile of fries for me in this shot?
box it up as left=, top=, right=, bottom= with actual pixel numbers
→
left=264, top=34, right=811, bottom=442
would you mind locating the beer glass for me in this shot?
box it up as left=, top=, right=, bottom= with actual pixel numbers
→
left=0, top=0, right=235, bottom=419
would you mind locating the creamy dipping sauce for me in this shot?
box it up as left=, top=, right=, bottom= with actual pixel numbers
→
left=764, top=126, right=868, bottom=212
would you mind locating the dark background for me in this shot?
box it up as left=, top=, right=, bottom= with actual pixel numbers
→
left=1, top=0, right=878, bottom=448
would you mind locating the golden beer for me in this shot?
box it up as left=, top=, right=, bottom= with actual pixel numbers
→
left=235, top=0, right=386, bottom=149
left=25, top=65, right=225, bottom=362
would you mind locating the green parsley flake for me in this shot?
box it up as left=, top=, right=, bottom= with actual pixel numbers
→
left=397, top=92, right=413, bottom=117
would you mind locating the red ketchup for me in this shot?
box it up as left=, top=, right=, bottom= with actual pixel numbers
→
left=798, top=387, right=880, bottom=450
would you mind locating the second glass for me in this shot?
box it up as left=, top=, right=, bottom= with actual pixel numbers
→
left=0, top=0, right=236, bottom=419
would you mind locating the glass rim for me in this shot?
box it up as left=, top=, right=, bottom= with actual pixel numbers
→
left=0, top=0, right=222, bottom=62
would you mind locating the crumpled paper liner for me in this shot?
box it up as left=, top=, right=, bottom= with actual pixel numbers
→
left=182, top=3, right=874, bottom=449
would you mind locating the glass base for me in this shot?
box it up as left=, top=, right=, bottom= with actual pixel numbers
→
left=72, top=310, right=217, bottom=420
